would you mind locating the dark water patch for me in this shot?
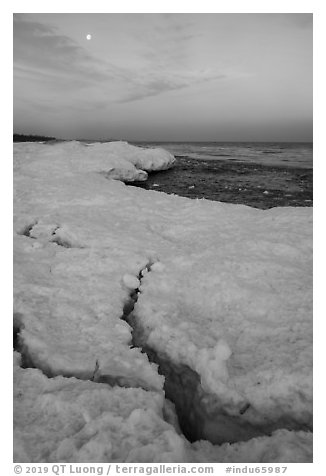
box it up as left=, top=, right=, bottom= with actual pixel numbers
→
left=129, top=157, right=313, bottom=210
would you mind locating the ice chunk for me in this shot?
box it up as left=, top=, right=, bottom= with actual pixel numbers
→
left=123, top=274, right=140, bottom=290
left=13, top=363, right=187, bottom=463
left=214, top=338, right=232, bottom=360
left=151, top=262, right=165, bottom=272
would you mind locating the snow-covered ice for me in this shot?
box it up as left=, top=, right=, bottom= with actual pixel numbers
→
left=13, top=141, right=312, bottom=462
left=14, top=353, right=312, bottom=463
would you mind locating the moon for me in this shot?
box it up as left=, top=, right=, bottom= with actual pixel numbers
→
left=86, top=34, right=92, bottom=40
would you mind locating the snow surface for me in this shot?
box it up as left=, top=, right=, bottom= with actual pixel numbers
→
left=13, top=141, right=312, bottom=462
left=14, top=353, right=312, bottom=463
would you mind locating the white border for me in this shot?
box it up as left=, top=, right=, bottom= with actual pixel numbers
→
left=4, top=1, right=322, bottom=473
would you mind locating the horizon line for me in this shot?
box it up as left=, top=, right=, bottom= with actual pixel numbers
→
left=13, top=133, right=313, bottom=144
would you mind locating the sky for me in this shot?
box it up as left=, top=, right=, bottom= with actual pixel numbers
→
left=13, top=13, right=313, bottom=142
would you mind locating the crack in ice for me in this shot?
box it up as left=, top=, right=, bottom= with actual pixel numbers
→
left=13, top=259, right=312, bottom=447
left=120, top=262, right=313, bottom=445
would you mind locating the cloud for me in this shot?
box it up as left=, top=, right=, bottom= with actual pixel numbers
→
left=119, top=70, right=226, bottom=103
left=13, top=14, right=123, bottom=88
left=13, top=14, right=227, bottom=107
left=132, top=14, right=200, bottom=66
left=117, top=14, right=222, bottom=102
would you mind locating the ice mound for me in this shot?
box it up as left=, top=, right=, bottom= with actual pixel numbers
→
left=87, top=141, right=176, bottom=172
left=13, top=142, right=312, bottom=462
left=14, top=140, right=175, bottom=183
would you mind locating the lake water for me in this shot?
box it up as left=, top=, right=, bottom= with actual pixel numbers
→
left=129, top=142, right=313, bottom=210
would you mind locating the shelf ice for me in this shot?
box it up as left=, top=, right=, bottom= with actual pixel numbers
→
left=13, top=141, right=312, bottom=463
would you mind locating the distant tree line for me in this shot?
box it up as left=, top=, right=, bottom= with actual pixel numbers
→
left=13, top=133, right=57, bottom=142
